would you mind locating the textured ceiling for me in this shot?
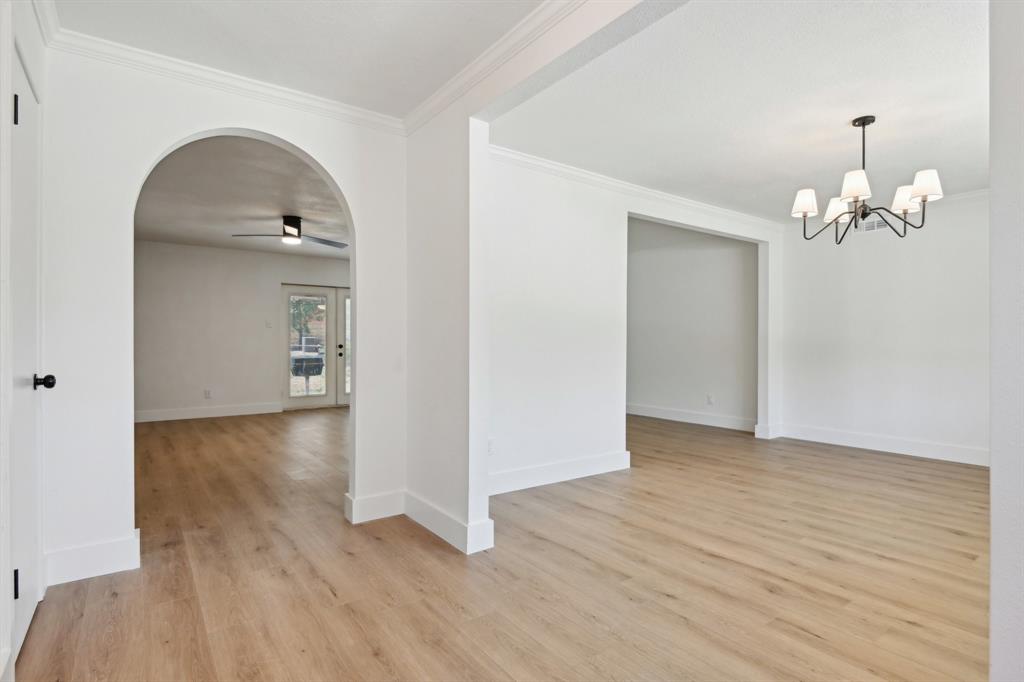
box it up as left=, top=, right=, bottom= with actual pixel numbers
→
left=54, top=0, right=541, bottom=116
left=135, top=136, right=349, bottom=259
left=491, top=0, right=989, bottom=222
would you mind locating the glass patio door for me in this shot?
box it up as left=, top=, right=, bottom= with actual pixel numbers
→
left=283, top=285, right=337, bottom=409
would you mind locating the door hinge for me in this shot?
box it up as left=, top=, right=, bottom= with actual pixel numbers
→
left=13, top=569, right=19, bottom=599
left=13, top=94, right=18, bottom=125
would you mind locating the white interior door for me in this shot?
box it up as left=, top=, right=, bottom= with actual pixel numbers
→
left=11, top=55, right=43, bottom=655
left=336, top=288, right=351, bottom=407
left=283, top=285, right=337, bottom=409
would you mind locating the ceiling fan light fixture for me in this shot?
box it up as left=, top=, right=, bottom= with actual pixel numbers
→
left=232, top=214, right=347, bottom=250
left=281, top=214, right=302, bottom=244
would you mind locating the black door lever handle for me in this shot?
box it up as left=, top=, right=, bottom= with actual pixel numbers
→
left=33, top=374, right=56, bottom=390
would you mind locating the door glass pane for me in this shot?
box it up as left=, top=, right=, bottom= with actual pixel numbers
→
left=345, top=296, right=352, bottom=394
left=289, top=294, right=328, bottom=397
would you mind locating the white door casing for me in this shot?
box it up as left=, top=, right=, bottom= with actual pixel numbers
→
left=336, top=287, right=351, bottom=407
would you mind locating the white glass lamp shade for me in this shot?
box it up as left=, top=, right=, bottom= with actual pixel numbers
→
left=910, top=169, right=943, bottom=203
left=823, top=197, right=849, bottom=223
left=840, top=169, right=872, bottom=202
left=281, top=235, right=301, bottom=245
left=890, top=185, right=921, bottom=214
left=791, top=188, right=818, bottom=218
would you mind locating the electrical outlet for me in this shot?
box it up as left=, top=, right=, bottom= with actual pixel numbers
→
left=706, top=393, right=715, bottom=406
left=265, top=320, right=273, bottom=328
left=203, top=389, right=212, bottom=400
left=487, top=438, right=496, bottom=457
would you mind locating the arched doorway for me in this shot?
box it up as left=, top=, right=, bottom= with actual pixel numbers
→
left=131, top=129, right=360, bottom=538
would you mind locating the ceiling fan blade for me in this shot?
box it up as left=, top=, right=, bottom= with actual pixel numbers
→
left=304, top=235, right=349, bottom=249
left=231, top=234, right=281, bottom=237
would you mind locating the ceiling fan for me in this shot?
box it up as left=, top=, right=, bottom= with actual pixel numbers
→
left=232, top=215, right=348, bottom=249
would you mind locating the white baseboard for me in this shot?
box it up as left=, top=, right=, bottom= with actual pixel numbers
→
left=404, top=491, right=494, bottom=554
left=46, top=529, right=141, bottom=586
left=781, top=424, right=989, bottom=467
left=134, top=402, right=282, bottom=423
left=755, top=423, right=782, bottom=439
left=344, top=490, right=405, bottom=523
left=343, top=489, right=494, bottom=554
left=489, top=450, right=631, bottom=496
left=628, top=403, right=755, bottom=432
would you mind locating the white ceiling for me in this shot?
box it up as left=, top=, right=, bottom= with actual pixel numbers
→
left=135, top=135, right=350, bottom=259
left=54, top=0, right=541, bottom=117
left=490, top=0, right=989, bottom=222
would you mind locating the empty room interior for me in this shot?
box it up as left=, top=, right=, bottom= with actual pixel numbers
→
left=2, top=1, right=1022, bottom=681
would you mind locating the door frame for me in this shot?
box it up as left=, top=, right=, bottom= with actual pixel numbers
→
left=336, top=287, right=351, bottom=407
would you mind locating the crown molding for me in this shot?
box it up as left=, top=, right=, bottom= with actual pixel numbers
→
left=489, top=144, right=785, bottom=233
left=942, top=188, right=990, bottom=202
left=404, top=0, right=587, bottom=135
left=28, top=0, right=592, bottom=139
left=30, top=0, right=405, bottom=136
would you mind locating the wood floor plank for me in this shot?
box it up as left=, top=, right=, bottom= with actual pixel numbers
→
left=69, top=581, right=149, bottom=682
left=16, top=409, right=989, bottom=681
left=148, top=596, right=219, bottom=682
left=12, top=580, right=87, bottom=681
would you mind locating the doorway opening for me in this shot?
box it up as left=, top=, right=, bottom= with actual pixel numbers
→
left=131, top=130, right=360, bottom=560
left=133, top=132, right=354, bottom=423
left=626, top=216, right=759, bottom=432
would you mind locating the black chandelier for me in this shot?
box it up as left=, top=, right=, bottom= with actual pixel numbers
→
left=791, top=115, right=943, bottom=245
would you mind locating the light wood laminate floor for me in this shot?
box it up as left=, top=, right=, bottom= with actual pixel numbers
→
left=17, top=409, right=989, bottom=681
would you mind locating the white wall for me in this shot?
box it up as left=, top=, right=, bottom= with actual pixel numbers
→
left=782, top=192, right=989, bottom=465
left=486, top=148, right=630, bottom=495
left=627, top=218, right=757, bottom=431
left=989, top=1, right=1024, bottom=676
left=41, top=46, right=407, bottom=583
left=406, top=108, right=476, bottom=547
left=404, top=1, right=651, bottom=553
left=485, top=147, right=783, bottom=496
left=134, top=240, right=349, bottom=421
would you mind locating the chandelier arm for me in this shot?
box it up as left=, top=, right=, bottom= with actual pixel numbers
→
left=871, top=208, right=907, bottom=238
left=802, top=216, right=832, bottom=240
left=835, top=213, right=856, bottom=245
left=874, top=205, right=926, bottom=231
left=803, top=210, right=856, bottom=241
